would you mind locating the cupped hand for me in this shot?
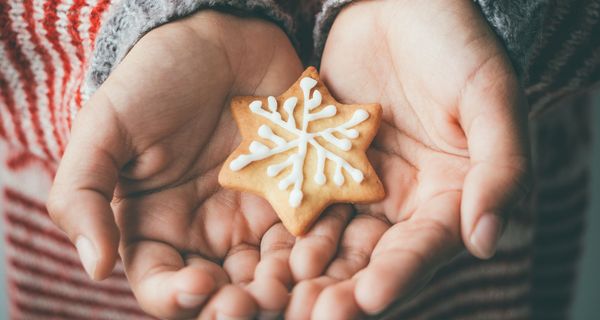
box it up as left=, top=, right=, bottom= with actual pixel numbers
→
left=47, top=10, right=304, bottom=319
left=284, top=1, right=531, bottom=318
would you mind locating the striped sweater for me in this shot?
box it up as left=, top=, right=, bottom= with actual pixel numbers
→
left=0, top=0, right=599, bottom=319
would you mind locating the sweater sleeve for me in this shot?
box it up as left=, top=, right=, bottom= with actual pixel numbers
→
left=0, top=0, right=293, bottom=163
left=313, top=0, right=600, bottom=115
left=84, top=0, right=295, bottom=97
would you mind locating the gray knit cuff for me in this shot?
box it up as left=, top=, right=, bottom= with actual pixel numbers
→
left=313, top=0, right=549, bottom=79
left=85, top=0, right=294, bottom=97
left=313, top=0, right=352, bottom=67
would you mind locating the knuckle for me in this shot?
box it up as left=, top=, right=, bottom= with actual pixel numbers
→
left=46, top=192, right=67, bottom=224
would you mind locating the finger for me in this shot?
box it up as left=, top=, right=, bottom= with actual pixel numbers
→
left=255, top=223, right=295, bottom=287
left=459, top=62, right=531, bottom=259
left=312, top=280, right=362, bottom=320
left=285, top=277, right=337, bottom=320
left=223, top=243, right=260, bottom=285
left=245, top=278, right=289, bottom=320
left=197, top=285, right=257, bottom=320
left=47, top=92, right=132, bottom=280
left=355, top=191, right=462, bottom=315
left=325, top=214, right=388, bottom=280
left=122, top=240, right=227, bottom=319
left=289, top=205, right=352, bottom=281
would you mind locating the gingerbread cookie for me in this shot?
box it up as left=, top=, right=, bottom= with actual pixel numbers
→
left=218, top=67, right=384, bottom=235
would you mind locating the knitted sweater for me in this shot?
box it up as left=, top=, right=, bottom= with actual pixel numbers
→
left=0, top=0, right=598, bottom=319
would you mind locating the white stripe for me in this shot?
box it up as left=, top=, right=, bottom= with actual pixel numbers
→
left=5, top=246, right=131, bottom=291
left=11, top=270, right=140, bottom=311
left=56, top=0, right=85, bottom=125
left=75, top=1, right=95, bottom=105
left=0, top=42, right=41, bottom=156
left=14, top=289, right=148, bottom=320
left=13, top=0, right=62, bottom=159
left=3, top=202, right=57, bottom=233
left=33, top=0, right=69, bottom=151
left=7, top=1, right=59, bottom=159
left=7, top=221, right=129, bottom=279
left=0, top=85, right=18, bottom=143
left=4, top=198, right=127, bottom=277
left=7, top=223, right=81, bottom=262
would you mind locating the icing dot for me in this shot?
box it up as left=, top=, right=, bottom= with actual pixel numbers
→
left=333, top=170, right=344, bottom=186
left=339, top=139, right=351, bottom=151
left=284, top=97, right=298, bottom=114
left=321, top=105, right=337, bottom=117
left=314, top=172, right=326, bottom=185
left=249, top=141, right=269, bottom=154
left=249, top=101, right=262, bottom=112
left=354, top=109, right=369, bottom=122
left=258, top=125, right=272, bottom=138
left=300, top=77, right=317, bottom=91
left=289, top=189, right=303, bottom=208
left=230, top=155, right=248, bottom=171
left=350, top=169, right=364, bottom=183
left=278, top=179, right=288, bottom=190
left=268, top=96, right=277, bottom=112
left=345, top=129, right=359, bottom=139
left=308, top=90, right=322, bottom=110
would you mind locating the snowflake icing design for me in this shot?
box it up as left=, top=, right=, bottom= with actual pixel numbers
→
left=229, top=77, right=370, bottom=208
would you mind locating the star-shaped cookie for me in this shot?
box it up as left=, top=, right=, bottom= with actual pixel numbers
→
left=218, top=67, right=384, bottom=235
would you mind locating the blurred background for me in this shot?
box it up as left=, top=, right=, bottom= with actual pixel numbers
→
left=0, top=94, right=599, bottom=319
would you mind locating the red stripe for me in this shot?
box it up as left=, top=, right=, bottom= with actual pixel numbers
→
left=0, top=2, right=54, bottom=159
left=8, top=233, right=86, bottom=269
left=0, top=104, right=6, bottom=138
left=4, top=188, right=48, bottom=214
left=15, top=301, right=84, bottom=320
left=68, top=0, right=87, bottom=63
left=67, top=0, right=87, bottom=121
left=6, top=149, right=57, bottom=174
left=13, top=281, right=148, bottom=317
left=23, top=0, right=66, bottom=157
left=4, top=189, right=128, bottom=277
left=6, top=210, right=72, bottom=246
left=10, top=259, right=134, bottom=297
left=42, top=0, right=73, bottom=144
left=89, top=0, right=111, bottom=47
left=0, top=61, right=30, bottom=148
left=7, top=234, right=127, bottom=279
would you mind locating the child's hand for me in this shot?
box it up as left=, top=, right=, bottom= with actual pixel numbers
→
left=47, top=10, right=302, bottom=319
left=285, top=1, right=531, bottom=318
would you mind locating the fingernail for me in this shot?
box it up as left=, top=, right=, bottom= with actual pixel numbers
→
left=176, top=293, right=207, bottom=309
left=470, top=213, right=503, bottom=259
left=258, top=310, right=280, bottom=320
left=216, top=314, right=252, bottom=320
left=75, top=236, right=98, bottom=279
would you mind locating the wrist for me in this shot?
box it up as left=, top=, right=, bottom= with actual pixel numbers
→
left=86, top=1, right=295, bottom=96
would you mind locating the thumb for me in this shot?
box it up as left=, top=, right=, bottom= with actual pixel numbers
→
left=459, top=60, right=531, bottom=259
left=47, top=90, right=132, bottom=280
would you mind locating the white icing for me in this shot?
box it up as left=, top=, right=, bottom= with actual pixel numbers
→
left=230, top=76, right=370, bottom=207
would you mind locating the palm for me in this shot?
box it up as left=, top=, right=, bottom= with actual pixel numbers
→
left=49, top=11, right=303, bottom=319
left=285, top=1, right=529, bottom=318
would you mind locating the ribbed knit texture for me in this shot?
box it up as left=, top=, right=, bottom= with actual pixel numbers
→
left=312, top=0, right=547, bottom=78
left=313, top=0, right=600, bottom=115
left=0, top=0, right=598, bottom=319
